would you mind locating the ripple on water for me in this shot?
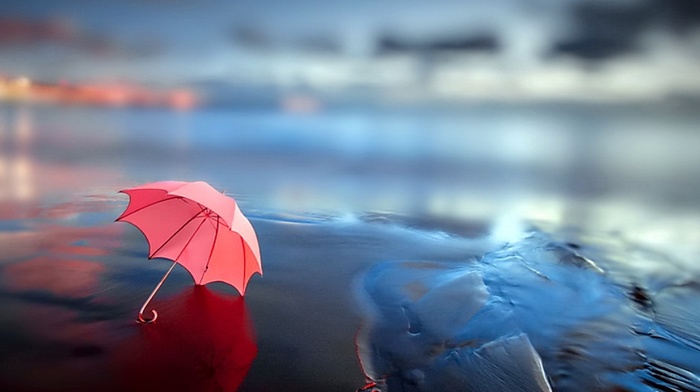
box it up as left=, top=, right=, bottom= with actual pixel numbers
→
left=354, top=231, right=700, bottom=391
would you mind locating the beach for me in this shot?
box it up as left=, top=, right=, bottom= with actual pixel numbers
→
left=1, top=103, right=699, bottom=391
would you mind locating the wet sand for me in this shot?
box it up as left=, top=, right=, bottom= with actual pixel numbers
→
left=2, top=197, right=699, bottom=391
left=0, top=196, right=485, bottom=391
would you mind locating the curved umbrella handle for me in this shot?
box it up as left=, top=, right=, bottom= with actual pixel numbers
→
left=137, top=308, right=158, bottom=324
left=137, top=262, right=177, bottom=324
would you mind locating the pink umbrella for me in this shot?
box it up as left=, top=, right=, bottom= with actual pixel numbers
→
left=116, top=180, right=262, bottom=323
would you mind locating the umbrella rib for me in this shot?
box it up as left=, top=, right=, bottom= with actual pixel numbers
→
left=117, top=196, right=181, bottom=221
left=173, top=216, right=208, bottom=262
left=195, top=201, right=231, bottom=230
left=201, top=215, right=221, bottom=284
left=241, top=236, right=247, bottom=293
left=149, top=207, right=207, bottom=259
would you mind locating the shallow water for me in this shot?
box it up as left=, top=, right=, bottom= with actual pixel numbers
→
left=355, top=232, right=700, bottom=391
left=1, top=103, right=699, bottom=391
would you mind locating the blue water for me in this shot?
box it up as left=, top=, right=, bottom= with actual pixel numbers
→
left=5, top=103, right=700, bottom=214
left=1, top=103, right=699, bottom=391
left=355, top=232, right=700, bottom=391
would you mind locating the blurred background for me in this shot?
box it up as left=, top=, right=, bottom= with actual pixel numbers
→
left=1, top=0, right=700, bottom=240
left=2, top=0, right=700, bottom=104
left=2, top=2, right=700, bottom=390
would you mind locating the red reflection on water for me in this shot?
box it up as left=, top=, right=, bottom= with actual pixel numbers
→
left=3, top=257, right=106, bottom=299
left=113, top=286, right=257, bottom=391
left=0, top=223, right=121, bottom=260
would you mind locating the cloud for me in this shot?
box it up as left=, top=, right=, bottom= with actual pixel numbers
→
left=229, top=25, right=273, bottom=50
left=2, top=1, right=700, bottom=102
left=376, top=32, right=501, bottom=56
left=550, top=2, right=651, bottom=61
left=230, top=24, right=343, bottom=54
left=0, top=16, right=161, bottom=59
left=550, top=0, right=700, bottom=61
left=651, top=0, right=700, bottom=32
left=0, top=17, right=72, bottom=44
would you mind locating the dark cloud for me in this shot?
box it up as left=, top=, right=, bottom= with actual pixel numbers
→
left=230, top=25, right=341, bottom=54
left=0, top=17, right=76, bottom=45
left=551, top=0, right=700, bottom=62
left=296, top=35, right=342, bottom=54
left=376, top=32, right=500, bottom=56
left=229, top=25, right=272, bottom=49
left=0, top=16, right=161, bottom=58
left=0, top=16, right=117, bottom=55
left=550, top=3, right=651, bottom=61
left=649, top=0, right=700, bottom=33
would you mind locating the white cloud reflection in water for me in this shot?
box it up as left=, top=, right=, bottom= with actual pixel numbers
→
left=0, top=105, right=34, bottom=201
left=0, top=103, right=699, bottom=270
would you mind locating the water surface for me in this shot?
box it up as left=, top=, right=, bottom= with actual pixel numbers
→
left=1, top=103, right=699, bottom=391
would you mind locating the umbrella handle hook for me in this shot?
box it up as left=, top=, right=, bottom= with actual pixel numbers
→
left=137, top=262, right=177, bottom=324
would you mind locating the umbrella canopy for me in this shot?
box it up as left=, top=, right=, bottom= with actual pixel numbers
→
left=116, top=180, right=262, bottom=322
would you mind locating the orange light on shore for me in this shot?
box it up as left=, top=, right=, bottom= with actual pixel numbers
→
left=103, top=86, right=130, bottom=106
left=169, top=89, right=198, bottom=111
left=281, top=94, right=321, bottom=114
left=0, top=76, right=33, bottom=100
left=15, top=76, right=32, bottom=89
left=0, top=74, right=199, bottom=110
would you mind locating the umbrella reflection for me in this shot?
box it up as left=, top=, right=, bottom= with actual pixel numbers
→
left=113, top=286, right=257, bottom=391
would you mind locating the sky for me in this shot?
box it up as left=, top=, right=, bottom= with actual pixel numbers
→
left=1, top=0, right=700, bottom=103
